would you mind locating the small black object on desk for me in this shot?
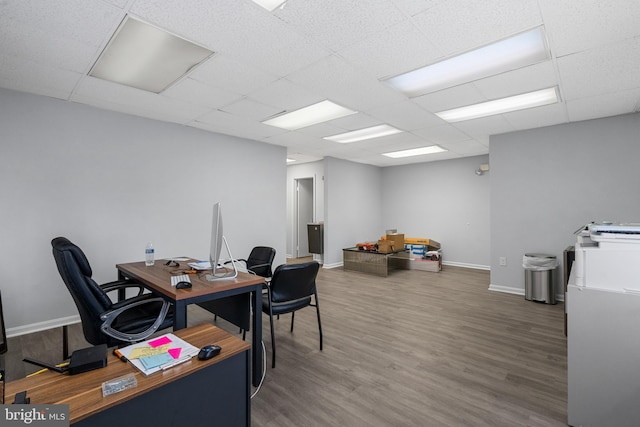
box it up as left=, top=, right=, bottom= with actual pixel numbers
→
left=198, top=344, right=221, bottom=360
left=176, top=281, right=192, bottom=289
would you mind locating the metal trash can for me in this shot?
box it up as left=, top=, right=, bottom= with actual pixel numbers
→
left=523, top=253, right=558, bottom=304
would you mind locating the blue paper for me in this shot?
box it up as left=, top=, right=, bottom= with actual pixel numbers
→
left=139, top=352, right=174, bottom=369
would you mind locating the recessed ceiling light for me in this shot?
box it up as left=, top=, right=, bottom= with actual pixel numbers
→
left=251, top=0, right=287, bottom=11
left=324, top=124, right=402, bottom=143
left=89, top=16, right=214, bottom=93
left=383, top=27, right=550, bottom=97
left=435, top=87, right=559, bottom=122
left=262, top=100, right=357, bottom=130
left=383, top=146, right=447, bottom=158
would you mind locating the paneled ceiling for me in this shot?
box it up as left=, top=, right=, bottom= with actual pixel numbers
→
left=1, top=0, right=639, bottom=166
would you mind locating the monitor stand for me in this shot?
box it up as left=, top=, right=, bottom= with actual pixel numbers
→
left=206, top=236, right=238, bottom=281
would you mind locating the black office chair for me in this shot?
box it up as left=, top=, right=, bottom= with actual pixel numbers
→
left=51, top=237, right=173, bottom=353
left=211, top=246, right=276, bottom=339
left=262, top=261, right=322, bottom=368
left=226, top=246, right=276, bottom=278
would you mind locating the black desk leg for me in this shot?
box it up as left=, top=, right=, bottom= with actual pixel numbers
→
left=252, top=287, right=262, bottom=387
left=174, top=301, right=188, bottom=330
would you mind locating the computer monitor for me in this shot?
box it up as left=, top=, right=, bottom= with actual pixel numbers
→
left=205, top=202, right=237, bottom=281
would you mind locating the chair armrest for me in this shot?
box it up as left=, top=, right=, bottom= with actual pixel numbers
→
left=224, top=258, right=247, bottom=265
left=99, top=294, right=171, bottom=342
left=100, top=280, right=146, bottom=297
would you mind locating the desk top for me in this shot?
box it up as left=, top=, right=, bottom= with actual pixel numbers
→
left=5, top=323, right=250, bottom=424
left=117, top=258, right=265, bottom=301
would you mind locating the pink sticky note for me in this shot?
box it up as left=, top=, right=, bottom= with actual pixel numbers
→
left=168, top=348, right=182, bottom=359
left=148, top=336, right=172, bottom=348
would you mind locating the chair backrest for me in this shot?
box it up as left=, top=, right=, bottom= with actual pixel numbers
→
left=269, top=261, right=320, bottom=303
left=246, top=246, right=276, bottom=278
left=51, top=237, right=112, bottom=345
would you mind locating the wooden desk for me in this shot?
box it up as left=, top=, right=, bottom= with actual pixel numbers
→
left=116, top=259, right=264, bottom=387
left=6, top=323, right=250, bottom=426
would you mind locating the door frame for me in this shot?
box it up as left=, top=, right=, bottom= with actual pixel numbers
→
left=293, top=177, right=315, bottom=259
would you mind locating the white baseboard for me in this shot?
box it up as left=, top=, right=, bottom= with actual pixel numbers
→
left=7, top=315, right=80, bottom=338
left=489, top=284, right=565, bottom=302
left=442, top=261, right=490, bottom=270
left=322, top=261, right=343, bottom=269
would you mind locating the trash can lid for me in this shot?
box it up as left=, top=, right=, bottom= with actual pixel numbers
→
left=524, top=253, right=556, bottom=259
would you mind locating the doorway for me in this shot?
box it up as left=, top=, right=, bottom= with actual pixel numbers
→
left=294, top=177, right=314, bottom=259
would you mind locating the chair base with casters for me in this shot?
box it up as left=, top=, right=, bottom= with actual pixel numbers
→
left=261, top=261, right=322, bottom=368
left=51, top=237, right=174, bottom=354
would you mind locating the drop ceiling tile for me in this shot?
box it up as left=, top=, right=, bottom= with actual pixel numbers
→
left=163, top=78, right=243, bottom=109
left=413, top=84, right=486, bottom=112
left=287, top=55, right=405, bottom=111
left=538, top=0, right=640, bottom=56
left=273, top=0, right=406, bottom=51
left=440, top=140, right=490, bottom=156
left=566, top=89, right=640, bottom=122
left=0, top=55, right=81, bottom=100
left=412, top=124, right=470, bottom=144
left=189, top=55, right=279, bottom=95
left=72, top=77, right=210, bottom=124
left=325, top=113, right=381, bottom=132
left=220, top=98, right=282, bottom=121
left=558, top=37, right=640, bottom=100
left=449, top=115, right=516, bottom=137
left=246, top=78, right=320, bottom=112
left=503, top=102, right=568, bottom=130
left=366, top=100, right=441, bottom=131
left=194, top=109, right=285, bottom=139
left=391, top=0, right=450, bottom=17
left=338, top=20, right=443, bottom=80
left=412, top=0, right=543, bottom=56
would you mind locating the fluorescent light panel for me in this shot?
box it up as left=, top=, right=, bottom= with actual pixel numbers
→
left=89, top=16, right=214, bottom=93
left=251, top=0, right=287, bottom=11
left=324, top=124, right=402, bottom=143
left=286, top=158, right=296, bottom=163
left=262, top=100, right=357, bottom=130
left=384, top=27, right=550, bottom=97
left=383, top=146, right=447, bottom=158
left=435, top=87, right=559, bottom=122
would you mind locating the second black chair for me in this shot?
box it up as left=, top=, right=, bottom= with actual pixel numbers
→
left=262, top=261, right=322, bottom=368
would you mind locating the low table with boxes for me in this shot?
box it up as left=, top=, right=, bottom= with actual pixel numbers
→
left=343, top=233, right=441, bottom=277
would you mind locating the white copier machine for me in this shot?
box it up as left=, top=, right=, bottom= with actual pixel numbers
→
left=567, top=223, right=640, bottom=427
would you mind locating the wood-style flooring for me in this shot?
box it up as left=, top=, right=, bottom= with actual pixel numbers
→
left=1, top=264, right=567, bottom=426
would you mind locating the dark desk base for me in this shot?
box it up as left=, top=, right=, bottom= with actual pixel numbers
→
left=75, top=353, right=250, bottom=427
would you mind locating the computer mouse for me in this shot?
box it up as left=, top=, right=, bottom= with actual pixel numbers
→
left=176, top=281, right=192, bottom=289
left=198, top=344, right=221, bottom=360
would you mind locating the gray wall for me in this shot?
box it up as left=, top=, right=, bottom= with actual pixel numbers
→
left=0, top=88, right=287, bottom=335
left=490, top=113, right=640, bottom=295
left=324, top=157, right=383, bottom=267
left=381, top=155, right=491, bottom=268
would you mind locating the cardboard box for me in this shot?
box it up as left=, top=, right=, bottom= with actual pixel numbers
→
left=377, top=240, right=395, bottom=253
left=385, top=233, right=404, bottom=251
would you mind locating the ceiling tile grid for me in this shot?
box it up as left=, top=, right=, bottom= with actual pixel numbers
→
left=1, top=0, right=640, bottom=166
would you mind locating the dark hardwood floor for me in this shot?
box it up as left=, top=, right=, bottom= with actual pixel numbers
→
left=1, top=265, right=567, bottom=426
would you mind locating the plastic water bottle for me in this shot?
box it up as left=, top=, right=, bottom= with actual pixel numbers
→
left=145, top=242, right=155, bottom=266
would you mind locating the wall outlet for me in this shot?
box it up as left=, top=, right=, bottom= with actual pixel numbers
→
left=499, top=256, right=507, bottom=266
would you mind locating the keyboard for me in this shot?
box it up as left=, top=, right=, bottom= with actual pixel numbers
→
left=170, top=274, right=191, bottom=287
